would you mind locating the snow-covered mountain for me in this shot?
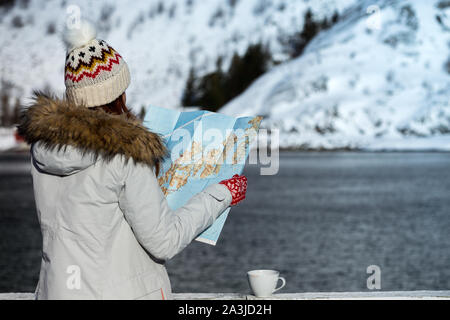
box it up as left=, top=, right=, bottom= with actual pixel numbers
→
left=0, top=0, right=352, bottom=109
left=1, top=0, right=449, bottom=150
left=222, top=0, right=450, bottom=150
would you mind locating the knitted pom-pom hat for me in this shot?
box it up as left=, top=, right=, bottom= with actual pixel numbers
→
left=63, top=20, right=130, bottom=108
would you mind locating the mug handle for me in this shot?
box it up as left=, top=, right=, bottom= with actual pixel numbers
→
left=273, top=277, right=286, bottom=293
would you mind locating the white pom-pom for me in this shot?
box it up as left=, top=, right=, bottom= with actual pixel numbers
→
left=63, top=20, right=97, bottom=52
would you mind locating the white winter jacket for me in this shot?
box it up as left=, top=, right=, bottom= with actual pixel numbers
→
left=18, top=93, right=232, bottom=300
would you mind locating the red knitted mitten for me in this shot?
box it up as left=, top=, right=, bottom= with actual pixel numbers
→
left=219, top=174, right=248, bottom=206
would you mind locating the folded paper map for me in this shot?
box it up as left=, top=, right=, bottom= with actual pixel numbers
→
left=143, top=106, right=262, bottom=245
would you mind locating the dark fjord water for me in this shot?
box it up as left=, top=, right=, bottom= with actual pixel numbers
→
left=1, top=152, right=449, bottom=293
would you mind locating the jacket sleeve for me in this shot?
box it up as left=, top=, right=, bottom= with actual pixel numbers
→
left=118, top=161, right=232, bottom=261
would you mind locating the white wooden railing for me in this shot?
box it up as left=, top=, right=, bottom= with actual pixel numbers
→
left=1, top=291, right=449, bottom=300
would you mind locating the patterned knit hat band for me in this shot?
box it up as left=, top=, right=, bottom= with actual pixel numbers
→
left=63, top=22, right=130, bottom=108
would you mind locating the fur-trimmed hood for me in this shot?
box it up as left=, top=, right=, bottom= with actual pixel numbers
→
left=17, top=91, right=167, bottom=168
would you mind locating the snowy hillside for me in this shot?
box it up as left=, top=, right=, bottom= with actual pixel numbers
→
left=1, top=0, right=449, bottom=150
left=0, top=0, right=352, bottom=109
left=221, top=0, right=450, bottom=150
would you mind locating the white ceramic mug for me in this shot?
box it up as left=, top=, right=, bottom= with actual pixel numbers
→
left=247, top=270, right=286, bottom=297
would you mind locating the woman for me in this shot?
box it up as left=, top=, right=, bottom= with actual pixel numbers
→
left=17, top=21, right=247, bottom=300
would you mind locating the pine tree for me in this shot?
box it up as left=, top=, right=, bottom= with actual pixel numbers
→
left=240, top=43, right=270, bottom=90
left=225, top=52, right=243, bottom=101
left=299, top=9, right=319, bottom=48
left=138, top=106, right=146, bottom=120
left=225, top=44, right=270, bottom=101
left=1, top=94, right=10, bottom=126
left=182, top=67, right=197, bottom=107
left=286, top=8, right=323, bottom=58
left=12, top=97, right=21, bottom=125
left=331, top=10, right=339, bottom=24
left=196, top=70, right=226, bottom=112
left=321, top=17, right=330, bottom=30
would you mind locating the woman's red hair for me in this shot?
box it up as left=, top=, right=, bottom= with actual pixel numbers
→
left=90, top=93, right=133, bottom=118
left=89, top=94, right=160, bottom=175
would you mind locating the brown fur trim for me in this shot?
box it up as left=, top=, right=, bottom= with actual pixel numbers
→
left=17, top=91, right=167, bottom=167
